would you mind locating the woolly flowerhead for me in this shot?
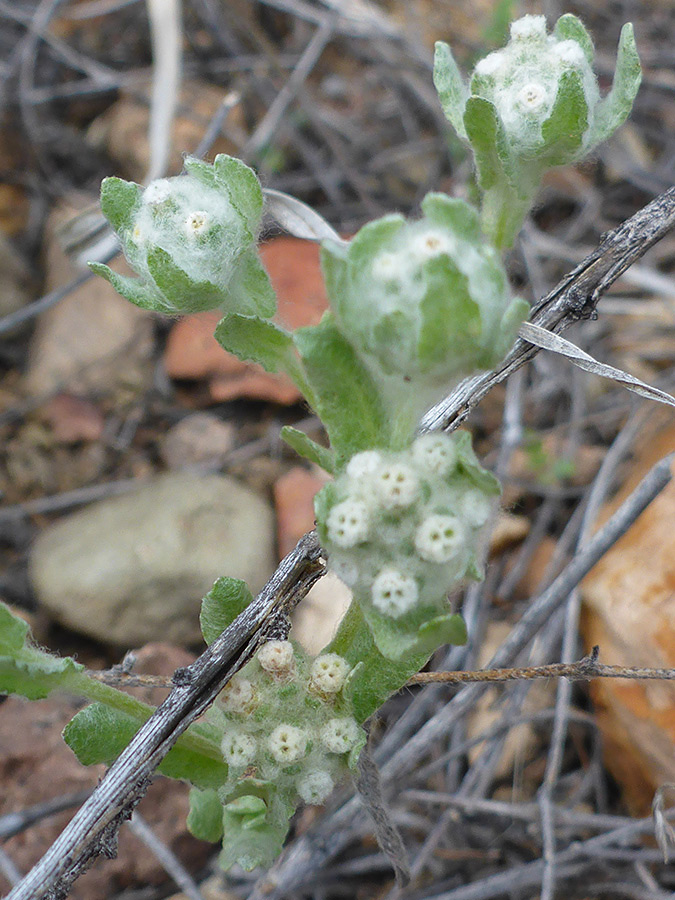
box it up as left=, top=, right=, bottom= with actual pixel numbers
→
left=315, top=431, right=501, bottom=647
left=434, top=14, right=641, bottom=211
left=320, top=193, right=528, bottom=415
left=89, top=155, right=276, bottom=318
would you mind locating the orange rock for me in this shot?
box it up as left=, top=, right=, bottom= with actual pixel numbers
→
left=581, top=421, right=675, bottom=812
left=273, top=465, right=329, bottom=558
left=163, top=237, right=329, bottom=405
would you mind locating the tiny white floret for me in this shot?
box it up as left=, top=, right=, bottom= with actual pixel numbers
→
left=415, top=514, right=464, bottom=564
left=327, top=499, right=371, bottom=548
left=220, top=677, right=256, bottom=713
left=346, top=450, right=383, bottom=480
left=143, top=179, right=172, bottom=205
left=410, top=229, right=454, bottom=261
left=372, top=252, right=406, bottom=282
left=515, top=82, right=548, bottom=114
left=268, top=724, right=307, bottom=763
left=297, top=770, right=334, bottom=805
left=185, top=210, right=210, bottom=236
left=320, top=717, right=360, bottom=754
left=257, top=640, right=295, bottom=676
left=510, top=15, right=547, bottom=41
left=310, top=654, right=351, bottom=694
left=221, top=731, right=257, bottom=767
left=459, top=489, right=492, bottom=528
left=552, top=40, right=587, bottom=68
left=474, top=51, right=507, bottom=78
left=412, top=433, right=457, bottom=476
left=374, top=462, right=419, bottom=509
left=371, top=567, right=418, bottom=617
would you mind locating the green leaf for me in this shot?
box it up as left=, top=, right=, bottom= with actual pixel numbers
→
left=100, top=176, right=141, bottom=234
left=214, top=154, right=264, bottom=235
left=183, top=157, right=219, bottom=188
left=228, top=249, right=277, bottom=318
left=214, top=314, right=307, bottom=394
left=433, top=42, right=469, bottom=139
left=294, top=315, right=389, bottom=463
left=329, top=602, right=439, bottom=723
left=361, top=600, right=467, bottom=661
left=64, top=703, right=228, bottom=790
left=188, top=788, right=225, bottom=843
left=0, top=602, right=83, bottom=700
left=418, top=257, right=481, bottom=371
left=540, top=70, right=588, bottom=165
left=592, top=23, right=641, bottom=145
left=200, top=577, right=254, bottom=646
left=494, top=296, right=530, bottom=359
left=453, top=430, right=502, bottom=494
left=347, top=215, right=405, bottom=273
left=320, top=240, right=349, bottom=313
left=88, top=263, right=169, bottom=313
left=280, top=426, right=335, bottom=474
left=146, top=247, right=225, bottom=312
left=219, top=792, right=293, bottom=871
left=554, top=14, right=594, bottom=64
left=421, top=192, right=481, bottom=242
left=463, top=97, right=510, bottom=191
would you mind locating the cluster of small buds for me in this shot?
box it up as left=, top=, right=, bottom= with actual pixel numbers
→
left=433, top=14, right=640, bottom=247
left=469, top=15, right=600, bottom=157
left=320, top=192, right=528, bottom=422
left=210, top=641, right=365, bottom=817
left=316, top=431, right=500, bottom=620
left=90, top=154, right=276, bottom=317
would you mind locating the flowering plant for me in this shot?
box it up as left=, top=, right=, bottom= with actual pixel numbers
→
left=0, top=12, right=640, bottom=875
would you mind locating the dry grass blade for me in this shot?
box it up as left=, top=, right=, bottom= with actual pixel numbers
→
left=519, top=321, right=675, bottom=408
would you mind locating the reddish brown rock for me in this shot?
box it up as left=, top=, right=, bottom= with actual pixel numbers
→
left=163, top=237, right=329, bottom=405
left=581, top=422, right=675, bottom=812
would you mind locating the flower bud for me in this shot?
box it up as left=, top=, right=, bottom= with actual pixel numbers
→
left=221, top=731, right=257, bottom=767
left=297, top=770, right=334, bottom=805
left=321, top=193, right=527, bottom=414
left=310, top=654, right=351, bottom=694
left=268, top=724, right=308, bottom=763
left=257, top=640, right=295, bottom=677
left=90, top=155, right=276, bottom=317
left=320, top=717, right=361, bottom=754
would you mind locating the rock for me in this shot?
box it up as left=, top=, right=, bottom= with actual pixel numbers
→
left=24, top=197, right=154, bottom=399
left=291, top=572, right=352, bottom=655
left=488, top=513, right=529, bottom=556
left=164, top=311, right=302, bottom=405
left=273, top=465, right=329, bottom=558
left=38, top=393, right=105, bottom=444
left=0, top=687, right=208, bottom=899
left=581, top=421, right=675, bottom=812
left=87, top=80, right=246, bottom=182
left=163, top=237, right=329, bottom=405
left=29, top=472, right=276, bottom=647
left=160, top=412, right=236, bottom=469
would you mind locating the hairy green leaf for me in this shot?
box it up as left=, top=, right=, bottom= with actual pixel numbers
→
left=100, top=176, right=141, bottom=234
left=280, top=426, right=335, bottom=474
left=200, top=577, right=254, bottom=646
left=433, top=42, right=469, bottom=139
left=294, top=315, right=389, bottom=463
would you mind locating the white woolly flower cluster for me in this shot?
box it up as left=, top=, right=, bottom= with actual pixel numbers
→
left=471, top=14, right=599, bottom=155
left=213, top=642, right=364, bottom=811
left=129, top=175, right=246, bottom=290
left=318, top=432, right=498, bottom=619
